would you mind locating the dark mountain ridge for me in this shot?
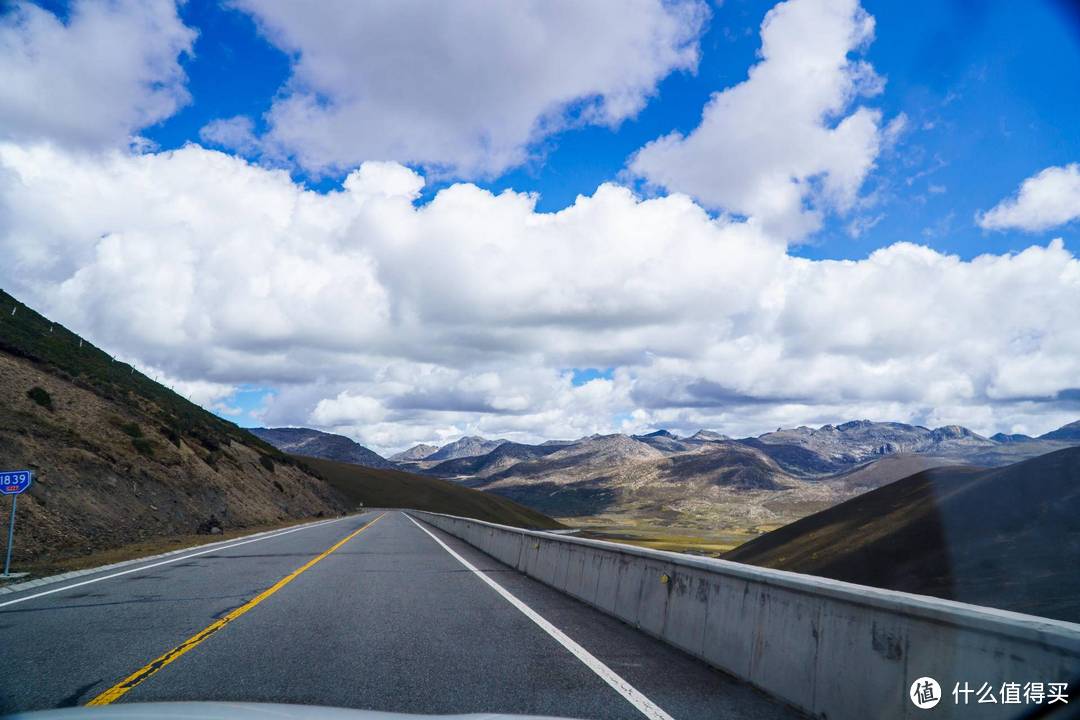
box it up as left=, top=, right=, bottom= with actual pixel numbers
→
left=251, top=427, right=396, bottom=470
left=1041, top=419, right=1080, bottom=441
left=724, top=447, right=1080, bottom=623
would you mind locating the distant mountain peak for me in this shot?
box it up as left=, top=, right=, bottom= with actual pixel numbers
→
left=640, top=429, right=674, bottom=438
left=837, top=419, right=876, bottom=430
left=1040, top=420, right=1080, bottom=441
left=757, top=419, right=994, bottom=465
left=425, top=436, right=508, bottom=462
left=250, top=427, right=395, bottom=469
left=991, top=432, right=1033, bottom=444
left=930, top=424, right=985, bottom=441
left=389, top=443, right=439, bottom=461
left=690, top=429, right=729, bottom=441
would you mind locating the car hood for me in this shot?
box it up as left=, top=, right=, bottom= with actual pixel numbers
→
left=4, top=703, right=575, bottom=720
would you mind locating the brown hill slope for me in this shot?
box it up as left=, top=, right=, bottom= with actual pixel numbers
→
left=296, top=455, right=563, bottom=530
left=0, top=291, right=348, bottom=566
left=820, top=453, right=961, bottom=493
left=724, top=447, right=1080, bottom=623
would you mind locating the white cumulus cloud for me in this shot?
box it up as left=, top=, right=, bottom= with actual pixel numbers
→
left=0, top=0, right=195, bottom=149
left=977, top=163, right=1080, bottom=232
left=1, top=142, right=1078, bottom=452
left=630, top=0, right=887, bottom=240
left=218, top=0, right=708, bottom=177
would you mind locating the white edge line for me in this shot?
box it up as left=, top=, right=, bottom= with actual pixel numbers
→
left=0, top=514, right=360, bottom=609
left=403, top=512, right=675, bottom=720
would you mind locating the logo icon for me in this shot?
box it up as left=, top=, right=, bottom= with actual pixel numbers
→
left=911, top=677, right=942, bottom=709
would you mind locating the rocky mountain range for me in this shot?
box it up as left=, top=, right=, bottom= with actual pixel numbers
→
left=252, top=417, right=1080, bottom=539
left=754, top=420, right=993, bottom=465
left=414, top=419, right=1080, bottom=535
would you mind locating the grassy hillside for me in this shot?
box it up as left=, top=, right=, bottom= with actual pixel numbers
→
left=725, top=447, right=1080, bottom=623
left=296, top=455, right=564, bottom=530
left=0, top=290, right=285, bottom=463
left=0, top=290, right=347, bottom=567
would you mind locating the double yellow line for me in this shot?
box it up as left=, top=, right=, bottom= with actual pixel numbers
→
left=87, top=512, right=386, bottom=706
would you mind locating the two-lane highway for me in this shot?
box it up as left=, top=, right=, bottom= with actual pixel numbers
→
left=1, top=511, right=801, bottom=719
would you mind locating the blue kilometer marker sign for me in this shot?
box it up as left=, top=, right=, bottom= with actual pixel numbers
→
left=1, top=470, right=32, bottom=577
left=0, top=470, right=32, bottom=495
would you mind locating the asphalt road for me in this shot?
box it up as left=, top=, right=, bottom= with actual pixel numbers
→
left=1, top=511, right=802, bottom=719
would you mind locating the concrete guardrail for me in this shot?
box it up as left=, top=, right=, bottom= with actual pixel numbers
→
left=409, top=510, right=1080, bottom=720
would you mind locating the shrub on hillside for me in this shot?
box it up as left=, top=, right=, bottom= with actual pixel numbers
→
left=161, top=425, right=182, bottom=447
left=27, top=386, right=54, bottom=411
left=205, top=449, right=224, bottom=471
left=132, top=437, right=155, bottom=458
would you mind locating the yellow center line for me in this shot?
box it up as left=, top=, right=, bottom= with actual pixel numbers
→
left=86, top=512, right=386, bottom=706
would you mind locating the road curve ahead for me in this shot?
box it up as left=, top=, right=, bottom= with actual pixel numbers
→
left=1, top=511, right=801, bottom=719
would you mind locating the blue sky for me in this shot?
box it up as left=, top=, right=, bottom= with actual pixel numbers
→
left=212, top=385, right=274, bottom=426
left=139, top=0, right=1080, bottom=263
left=2, top=0, right=1079, bottom=449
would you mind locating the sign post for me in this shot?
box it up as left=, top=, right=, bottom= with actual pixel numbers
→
left=1, top=470, right=32, bottom=578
